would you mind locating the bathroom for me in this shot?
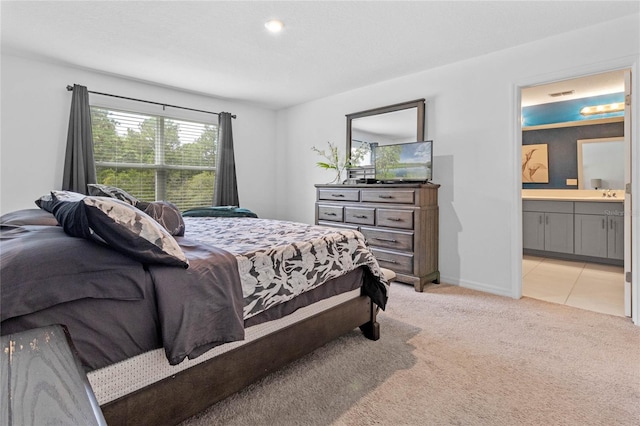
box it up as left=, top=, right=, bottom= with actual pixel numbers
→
left=520, top=69, right=629, bottom=318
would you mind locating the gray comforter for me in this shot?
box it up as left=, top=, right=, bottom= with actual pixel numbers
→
left=1, top=211, right=388, bottom=369
left=1, top=224, right=244, bottom=366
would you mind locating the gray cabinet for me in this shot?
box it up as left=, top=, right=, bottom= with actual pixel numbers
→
left=522, top=201, right=574, bottom=254
left=574, top=214, right=608, bottom=258
left=608, top=215, right=624, bottom=260
left=523, top=199, right=624, bottom=264
left=522, top=211, right=545, bottom=250
left=575, top=202, right=624, bottom=260
left=316, top=183, right=439, bottom=292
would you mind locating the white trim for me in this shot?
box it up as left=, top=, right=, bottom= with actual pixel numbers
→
left=438, top=275, right=516, bottom=299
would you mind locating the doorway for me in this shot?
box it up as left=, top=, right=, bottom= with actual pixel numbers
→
left=519, top=69, right=632, bottom=318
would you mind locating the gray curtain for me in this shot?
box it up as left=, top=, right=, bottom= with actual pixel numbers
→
left=213, top=112, right=240, bottom=206
left=62, top=84, right=96, bottom=194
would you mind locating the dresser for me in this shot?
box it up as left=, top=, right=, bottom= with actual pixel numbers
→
left=315, top=183, right=440, bottom=292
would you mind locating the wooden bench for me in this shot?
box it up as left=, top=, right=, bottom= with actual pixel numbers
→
left=1, top=325, right=106, bottom=425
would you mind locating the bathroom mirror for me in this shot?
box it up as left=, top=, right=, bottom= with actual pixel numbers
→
left=577, top=137, right=624, bottom=189
left=346, top=99, right=425, bottom=167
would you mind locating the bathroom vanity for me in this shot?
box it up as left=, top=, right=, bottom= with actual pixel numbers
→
left=522, top=190, right=624, bottom=265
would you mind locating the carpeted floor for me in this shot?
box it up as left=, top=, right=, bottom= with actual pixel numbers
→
left=181, top=282, right=640, bottom=425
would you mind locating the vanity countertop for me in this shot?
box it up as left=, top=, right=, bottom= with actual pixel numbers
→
left=522, top=189, right=625, bottom=203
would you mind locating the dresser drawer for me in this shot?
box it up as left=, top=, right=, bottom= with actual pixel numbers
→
left=371, top=248, right=413, bottom=274
left=317, top=221, right=359, bottom=231
left=317, top=205, right=344, bottom=222
left=318, top=189, right=360, bottom=202
left=344, top=207, right=375, bottom=225
left=361, top=189, right=415, bottom=204
left=360, top=227, right=413, bottom=251
left=376, top=209, right=414, bottom=230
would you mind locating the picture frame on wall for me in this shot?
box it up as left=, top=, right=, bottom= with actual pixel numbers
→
left=522, top=143, right=549, bottom=183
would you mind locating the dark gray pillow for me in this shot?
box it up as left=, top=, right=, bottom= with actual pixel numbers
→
left=50, top=191, right=188, bottom=267
left=143, top=201, right=185, bottom=236
left=0, top=209, right=59, bottom=226
left=87, top=184, right=139, bottom=206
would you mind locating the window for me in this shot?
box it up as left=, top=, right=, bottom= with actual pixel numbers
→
left=91, top=107, right=217, bottom=211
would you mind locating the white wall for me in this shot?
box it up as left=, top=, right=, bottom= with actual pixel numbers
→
left=275, top=14, right=640, bottom=304
left=0, top=54, right=279, bottom=218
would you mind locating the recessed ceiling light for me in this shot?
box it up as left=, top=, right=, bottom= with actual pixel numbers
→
left=265, top=19, right=284, bottom=33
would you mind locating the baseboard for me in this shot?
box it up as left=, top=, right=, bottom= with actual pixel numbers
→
left=439, top=275, right=516, bottom=298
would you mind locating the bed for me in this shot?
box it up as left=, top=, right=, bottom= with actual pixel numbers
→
left=0, top=192, right=389, bottom=425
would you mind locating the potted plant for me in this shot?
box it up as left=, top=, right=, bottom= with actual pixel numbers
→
left=312, top=141, right=369, bottom=184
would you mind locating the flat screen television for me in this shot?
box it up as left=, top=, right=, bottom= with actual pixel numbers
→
left=374, top=140, right=433, bottom=182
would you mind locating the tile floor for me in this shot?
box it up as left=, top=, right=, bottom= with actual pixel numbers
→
left=522, top=255, right=625, bottom=317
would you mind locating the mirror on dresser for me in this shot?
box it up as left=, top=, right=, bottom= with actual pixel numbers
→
left=346, top=99, right=425, bottom=177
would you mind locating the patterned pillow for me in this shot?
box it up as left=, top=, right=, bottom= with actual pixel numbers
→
left=87, top=184, right=139, bottom=206
left=50, top=191, right=188, bottom=267
left=35, top=193, right=58, bottom=213
left=142, top=201, right=185, bottom=236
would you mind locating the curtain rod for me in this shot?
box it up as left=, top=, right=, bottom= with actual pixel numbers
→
left=66, top=85, right=236, bottom=119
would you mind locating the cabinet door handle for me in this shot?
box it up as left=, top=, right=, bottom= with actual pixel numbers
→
left=602, top=218, right=606, bottom=229
left=376, top=257, right=397, bottom=264
left=545, top=215, right=548, bottom=225
left=610, top=218, right=613, bottom=230
left=331, top=194, right=344, bottom=198
left=539, top=215, right=542, bottom=225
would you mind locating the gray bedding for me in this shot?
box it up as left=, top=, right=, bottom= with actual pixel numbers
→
left=1, top=223, right=244, bottom=367
left=1, top=210, right=387, bottom=370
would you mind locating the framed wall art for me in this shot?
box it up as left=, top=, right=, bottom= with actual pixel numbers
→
left=522, top=144, right=549, bottom=183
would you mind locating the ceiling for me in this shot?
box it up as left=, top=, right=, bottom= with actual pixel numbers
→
left=2, top=1, right=638, bottom=110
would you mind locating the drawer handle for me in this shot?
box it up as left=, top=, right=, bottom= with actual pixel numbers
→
left=378, top=195, right=393, bottom=199
left=374, top=237, right=397, bottom=243
left=324, top=212, right=337, bottom=216
left=387, top=217, right=403, bottom=222
left=354, top=215, right=368, bottom=219
left=331, top=194, right=345, bottom=198
left=376, top=257, right=397, bottom=264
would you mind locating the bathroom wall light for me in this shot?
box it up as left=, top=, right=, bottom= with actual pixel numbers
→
left=580, top=102, right=625, bottom=116
left=265, top=19, right=284, bottom=33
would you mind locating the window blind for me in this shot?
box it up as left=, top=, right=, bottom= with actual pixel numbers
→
left=91, top=107, right=217, bottom=211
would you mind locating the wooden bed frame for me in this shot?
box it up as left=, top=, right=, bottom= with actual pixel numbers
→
left=101, top=295, right=379, bottom=425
